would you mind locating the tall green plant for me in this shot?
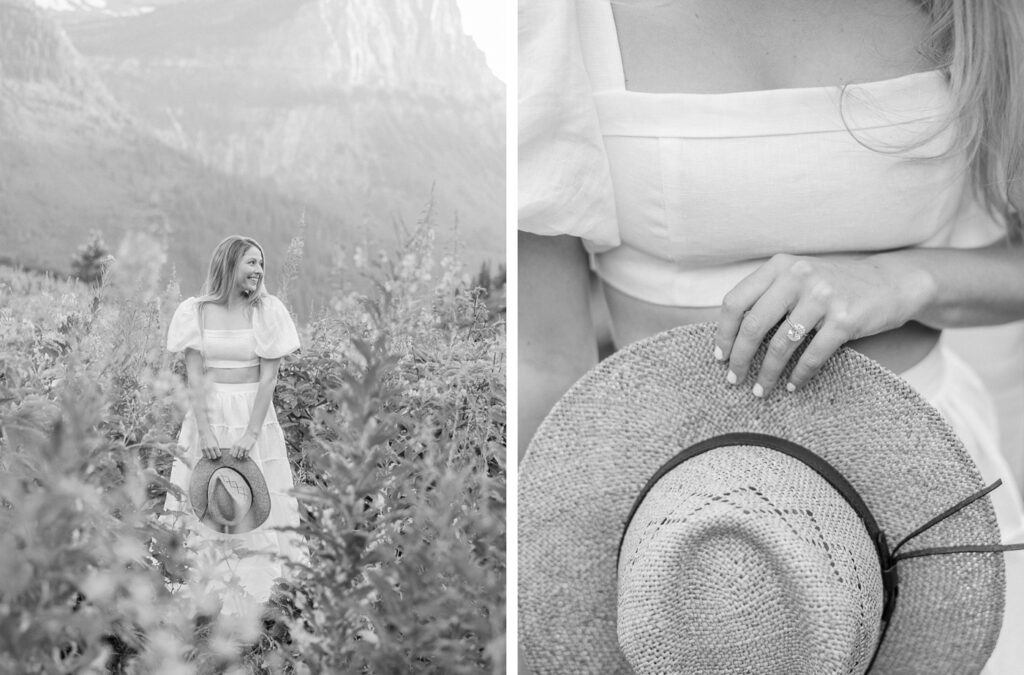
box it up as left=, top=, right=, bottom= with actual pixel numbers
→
left=0, top=210, right=506, bottom=673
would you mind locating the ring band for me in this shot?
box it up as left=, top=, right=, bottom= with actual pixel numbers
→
left=785, top=317, right=807, bottom=342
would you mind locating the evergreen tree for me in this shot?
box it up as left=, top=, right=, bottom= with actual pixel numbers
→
left=71, top=231, right=112, bottom=286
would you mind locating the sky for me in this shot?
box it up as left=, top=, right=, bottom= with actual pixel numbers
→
left=456, top=0, right=509, bottom=84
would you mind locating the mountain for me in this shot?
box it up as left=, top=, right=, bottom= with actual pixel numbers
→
left=0, top=0, right=346, bottom=319
left=55, top=0, right=505, bottom=264
left=32, top=0, right=170, bottom=16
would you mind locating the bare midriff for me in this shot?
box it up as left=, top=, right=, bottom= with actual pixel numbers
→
left=207, top=365, right=262, bottom=384
left=603, top=284, right=940, bottom=376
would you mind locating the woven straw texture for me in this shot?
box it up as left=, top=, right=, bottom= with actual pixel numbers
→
left=519, top=323, right=1005, bottom=675
left=189, top=454, right=272, bottom=532
left=618, top=446, right=882, bottom=673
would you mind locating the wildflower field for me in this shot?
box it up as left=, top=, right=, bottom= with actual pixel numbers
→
left=0, top=222, right=506, bottom=674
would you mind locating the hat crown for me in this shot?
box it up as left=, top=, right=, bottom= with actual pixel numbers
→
left=617, top=445, right=882, bottom=674
left=207, top=467, right=254, bottom=527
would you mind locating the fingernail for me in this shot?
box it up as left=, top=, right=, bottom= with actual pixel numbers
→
left=714, top=345, right=724, bottom=361
left=786, top=382, right=796, bottom=393
left=726, top=371, right=738, bottom=385
left=752, top=383, right=764, bottom=398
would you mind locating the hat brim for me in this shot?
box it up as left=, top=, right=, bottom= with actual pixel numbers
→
left=520, top=323, right=1004, bottom=674
left=189, top=453, right=272, bottom=534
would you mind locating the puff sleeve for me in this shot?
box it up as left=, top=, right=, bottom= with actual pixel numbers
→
left=167, top=297, right=202, bottom=353
left=518, top=0, right=619, bottom=251
left=252, top=295, right=300, bottom=359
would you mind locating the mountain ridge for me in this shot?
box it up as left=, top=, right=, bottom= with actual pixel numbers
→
left=59, top=0, right=504, bottom=263
left=1, top=0, right=503, bottom=319
left=0, top=0, right=357, bottom=320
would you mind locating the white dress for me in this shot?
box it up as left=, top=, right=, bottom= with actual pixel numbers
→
left=165, top=294, right=303, bottom=616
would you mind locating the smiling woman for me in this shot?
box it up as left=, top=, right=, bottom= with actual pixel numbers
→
left=164, top=234, right=304, bottom=616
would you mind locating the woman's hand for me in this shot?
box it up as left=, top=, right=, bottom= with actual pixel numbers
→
left=714, top=253, right=933, bottom=396
left=231, top=430, right=258, bottom=459
left=199, top=429, right=221, bottom=459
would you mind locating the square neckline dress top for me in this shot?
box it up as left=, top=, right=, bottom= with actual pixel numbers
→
left=518, top=1, right=1024, bottom=672
left=165, top=294, right=303, bottom=616
left=576, top=0, right=1005, bottom=307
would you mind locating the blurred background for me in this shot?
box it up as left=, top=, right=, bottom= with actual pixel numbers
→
left=0, top=0, right=505, bottom=321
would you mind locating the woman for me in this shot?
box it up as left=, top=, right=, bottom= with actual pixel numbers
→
left=165, top=235, right=302, bottom=616
left=519, top=0, right=1024, bottom=670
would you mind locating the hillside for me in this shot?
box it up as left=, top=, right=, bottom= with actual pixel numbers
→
left=1, top=0, right=492, bottom=319
left=58, top=0, right=505, bottom=262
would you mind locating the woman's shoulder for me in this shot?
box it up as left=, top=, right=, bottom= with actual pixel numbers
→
left=254, top=294, right=297, bottom=326
left=256, top=294, right=290, bottom=314
left=167, top=297, right=201, bottom=351
left=252, top=294, right=300, bottom=357
left=170, top=296, right=200, bottom=320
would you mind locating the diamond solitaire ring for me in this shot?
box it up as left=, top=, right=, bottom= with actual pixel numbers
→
left=785, top=317, right=807, bottom=342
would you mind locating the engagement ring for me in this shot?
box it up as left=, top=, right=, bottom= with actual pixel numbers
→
left=785, top=317, right=807, bottom=342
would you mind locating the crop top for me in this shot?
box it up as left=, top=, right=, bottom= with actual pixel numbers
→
left=519, top=0, right=1006, bottom=307
left=166, top=295, right=300, bottom=367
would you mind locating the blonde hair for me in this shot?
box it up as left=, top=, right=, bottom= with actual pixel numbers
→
left=920, top=0, right=1024, bottom=234
left=196, top=235, right=267, bottom=317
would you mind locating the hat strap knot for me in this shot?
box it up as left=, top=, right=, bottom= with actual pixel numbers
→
left=889, top=479, right=1024, bottom=563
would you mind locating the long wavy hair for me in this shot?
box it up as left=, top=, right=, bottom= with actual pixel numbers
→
left=920, top=0, right=1024, bottom=236
left=196, top=235, right=267, bottom=319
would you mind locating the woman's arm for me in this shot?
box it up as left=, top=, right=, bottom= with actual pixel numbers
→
left=715, top=239, right=1024, bottom=396
left=231, top=356, right=283, bottom=459
left=886, top=239, right=1024, bottom=327
left=519, top=232, right=600, bottom=460
left=184, top=348, right=220, bottom=459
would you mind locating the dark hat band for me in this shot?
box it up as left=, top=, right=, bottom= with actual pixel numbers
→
left=618, top=432, right=1024, bottom=672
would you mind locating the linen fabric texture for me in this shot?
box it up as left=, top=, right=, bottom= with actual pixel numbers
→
left=165, top=295, right=303, bottom=615
left=518, top=0, right=1007, bottom=308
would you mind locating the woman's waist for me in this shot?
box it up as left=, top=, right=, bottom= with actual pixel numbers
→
left=591, top=243, right=941, bottom=308
left=206, top=365, right=261, bottom=385
left=603, top=283, right=941, bottom=375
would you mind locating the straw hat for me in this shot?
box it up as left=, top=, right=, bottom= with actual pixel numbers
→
left=189, top=453, right=271, bottom=534
left=520, top=323, right=1016, bottom=674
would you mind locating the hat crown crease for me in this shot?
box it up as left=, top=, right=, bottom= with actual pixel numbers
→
left=208, top=467, right=253, bottom=527
left=617, top=445, right=882, bottom=674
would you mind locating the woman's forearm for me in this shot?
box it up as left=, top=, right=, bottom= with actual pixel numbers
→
left=871, top=239, right=1024, bottom=328
left=184, top=349, right=214, bottom=437
left=246, top=358, right=282, bottom=437
left=519, top=232, right=599, bottom=459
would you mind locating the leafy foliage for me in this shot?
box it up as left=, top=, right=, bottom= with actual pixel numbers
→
left=0, top=214, right=506, bottom=673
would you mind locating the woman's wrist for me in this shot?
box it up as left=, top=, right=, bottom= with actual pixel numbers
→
left=867, top=249, right=939, bottom=326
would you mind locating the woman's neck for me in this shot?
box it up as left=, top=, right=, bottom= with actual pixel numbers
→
left=226, top=293, right=250, bottom=313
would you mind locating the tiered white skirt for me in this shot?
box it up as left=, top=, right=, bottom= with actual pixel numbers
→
left=901, top=341, right=1024, bottom=673
left=165, top=381, right=304, bottom=616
